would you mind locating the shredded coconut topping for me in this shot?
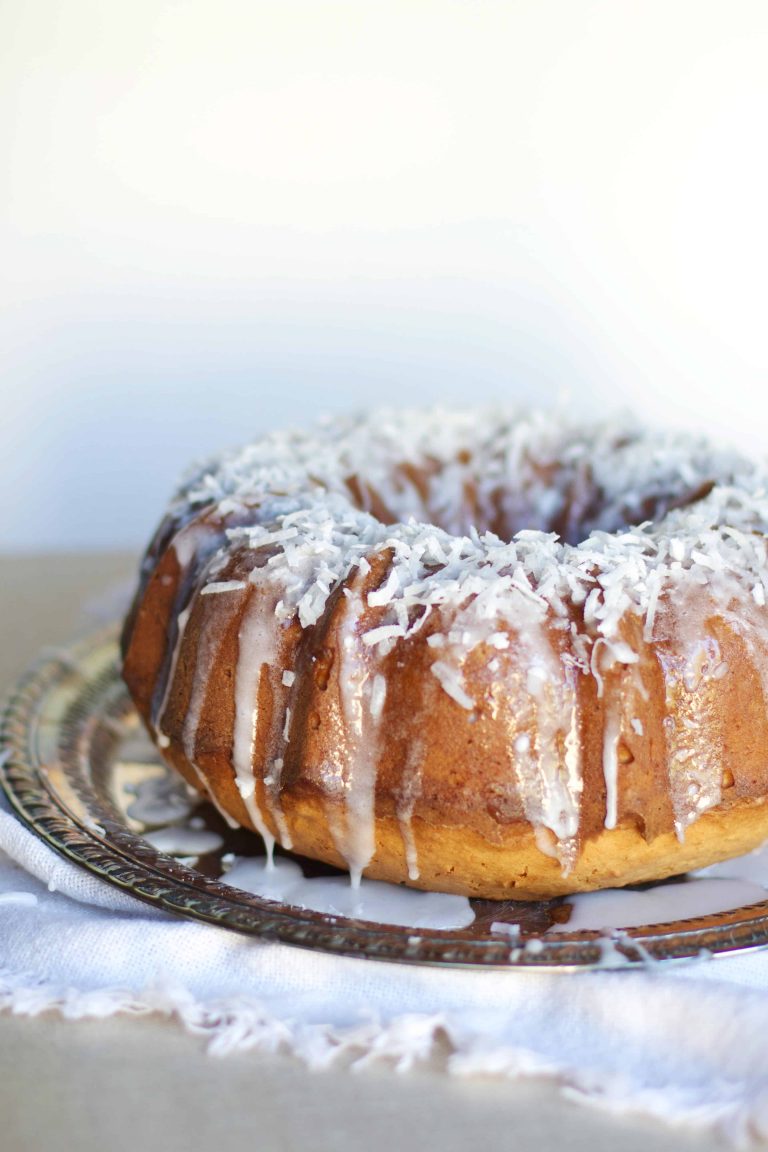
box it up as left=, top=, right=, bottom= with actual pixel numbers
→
left=175, top=409, right=767, bottom=686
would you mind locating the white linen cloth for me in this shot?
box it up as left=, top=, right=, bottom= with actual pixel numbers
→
left=3, top=793, right=768, bottom=1146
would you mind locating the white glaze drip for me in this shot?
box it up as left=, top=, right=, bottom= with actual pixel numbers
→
left=154, top=604, right=191, bottom=738
left=261, top=753, right=292, bottom=849
left=328, top=588, right=385, bottom=887
left=153, top=527, right=219, bottom=741
left=658, top=598, right=726, bottom=840
left=232, top=596, right=277, bottom=863
left=182, top=609, right=241, bottom=830
left=525, top=645, right=581, bottom=853
left=395, top=737, right=425, bottom=882
left=501, top=597, right=582, bottom=871
left=602, top=700, right=622, bottom=831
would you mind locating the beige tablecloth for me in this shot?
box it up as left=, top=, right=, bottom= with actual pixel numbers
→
left=0, top=553, right=738, bottom=1152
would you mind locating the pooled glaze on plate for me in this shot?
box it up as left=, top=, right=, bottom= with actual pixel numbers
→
left=125, top=763, right=768, bottom=935
left=5, top=630, right=768, bottom=968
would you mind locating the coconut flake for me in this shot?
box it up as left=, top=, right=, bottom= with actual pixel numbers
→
left=370, top=674, right=387, bottom=720
left=200, top=580, right=248, bottom=596
left=363, top=624, right=406, bottom=647
left=431, top=660, right=475, bottom=710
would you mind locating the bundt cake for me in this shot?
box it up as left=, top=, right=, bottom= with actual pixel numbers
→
left=121, top=409, right=768, bottom=899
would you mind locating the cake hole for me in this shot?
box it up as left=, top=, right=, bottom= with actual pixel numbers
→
left=340, top=436, right=725, bottom=546
left=722, top=768, right=735, bottom=789
left=617, top=741, right=634, bottom=765
left=308, top=712, right=321, bottom=731
left=313, top=649, right=335, bottom=691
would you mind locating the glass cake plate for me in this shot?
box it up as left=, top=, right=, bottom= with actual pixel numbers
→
left=3, top=627, right=768, bottom=969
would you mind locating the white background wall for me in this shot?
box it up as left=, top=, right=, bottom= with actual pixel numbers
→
left=3, top=0, right=768, bottom=551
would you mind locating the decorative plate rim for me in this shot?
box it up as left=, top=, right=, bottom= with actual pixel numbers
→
left=3, top=627, right=768, bottom=970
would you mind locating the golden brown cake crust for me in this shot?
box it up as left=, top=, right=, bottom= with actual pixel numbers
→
left=121, top=410, right=768, bottom=898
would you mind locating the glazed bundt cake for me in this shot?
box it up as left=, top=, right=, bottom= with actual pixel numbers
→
left=121, top=409, right=768, bottom=899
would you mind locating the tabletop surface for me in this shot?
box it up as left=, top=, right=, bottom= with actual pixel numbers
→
left=0, top=552, right=732, bottom=1152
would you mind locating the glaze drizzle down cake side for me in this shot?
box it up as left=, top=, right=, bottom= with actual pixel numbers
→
left=121, top=409, right=768, bottom=898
